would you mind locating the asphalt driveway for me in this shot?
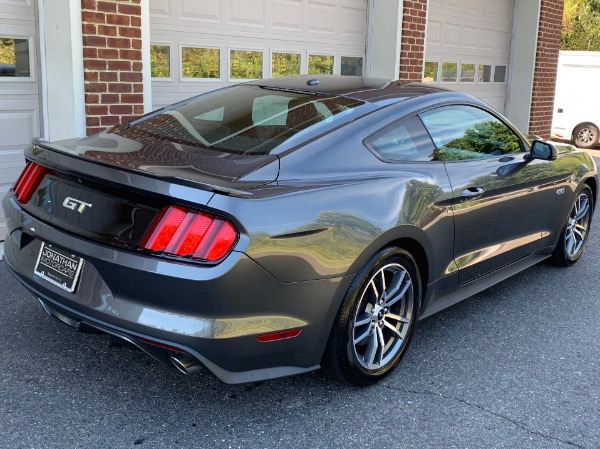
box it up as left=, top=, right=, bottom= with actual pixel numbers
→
left=1, top=203, right=599, bottom=449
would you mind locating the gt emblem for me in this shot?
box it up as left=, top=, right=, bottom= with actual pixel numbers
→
left=556, top=187, right=566, bottom=196
left=62, top=197, right=92, bottom=213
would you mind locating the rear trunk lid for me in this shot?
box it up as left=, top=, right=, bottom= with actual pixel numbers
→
left=16, top=130, right=277, bottom=251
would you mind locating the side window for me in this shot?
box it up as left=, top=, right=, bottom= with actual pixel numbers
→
left=365, top=116, right=436, bottom=162
left=419, top=105, right=522, bottom=161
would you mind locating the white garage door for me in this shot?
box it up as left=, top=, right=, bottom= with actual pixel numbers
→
left=423, top=0, right=514, bottom=113
left=0, top=0, right=41, bottom=241
left=149, top=0, right=367, bottom=110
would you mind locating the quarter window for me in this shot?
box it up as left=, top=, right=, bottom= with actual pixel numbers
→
left=365, top=116, right=436, bottom=162
left=419, top=105, right=522, bottom=161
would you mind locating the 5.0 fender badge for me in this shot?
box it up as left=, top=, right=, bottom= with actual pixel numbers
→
left=63, top=197, right=92, bottom=213
left=556, top=187, right=566, bottom=196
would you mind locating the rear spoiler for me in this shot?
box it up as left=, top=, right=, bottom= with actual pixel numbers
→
left=29, top=139, right=254, bottom=199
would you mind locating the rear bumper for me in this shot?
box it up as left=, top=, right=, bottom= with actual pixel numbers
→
left=2, top=193, right=351, bottom=383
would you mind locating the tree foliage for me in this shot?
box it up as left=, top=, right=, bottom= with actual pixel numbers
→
left=562, top=0, right=600, bottom=51
left=0, top=38, right=15, bottom=65
left=432, top=121, right=521, bottom=161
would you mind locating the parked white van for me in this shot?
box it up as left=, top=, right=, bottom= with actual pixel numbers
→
left=551, top=51, right=600, bottom=149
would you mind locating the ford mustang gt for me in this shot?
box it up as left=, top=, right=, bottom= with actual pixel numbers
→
left=2, top=75, right=596, bottom=385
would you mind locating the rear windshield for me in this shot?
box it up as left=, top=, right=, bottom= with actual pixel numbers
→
left=130, top=85, right=367, bottom=155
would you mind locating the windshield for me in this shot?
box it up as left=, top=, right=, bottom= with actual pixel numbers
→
left=130, top=85, right=367, bottom=155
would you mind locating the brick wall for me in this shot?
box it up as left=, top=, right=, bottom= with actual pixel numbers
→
left=398, top=0, right=428, bottom=81
left=81, top=0, right=144, bottom=135
left=529, top=0, right=564, bottom=137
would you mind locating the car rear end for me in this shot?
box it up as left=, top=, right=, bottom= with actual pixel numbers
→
left=1, top=78, right=394, bottom=383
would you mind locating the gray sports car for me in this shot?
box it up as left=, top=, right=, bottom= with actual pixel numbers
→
left=2, top=76, right=597, bottom=385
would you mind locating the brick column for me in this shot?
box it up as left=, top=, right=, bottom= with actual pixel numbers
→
left=528, top=0, right=564, bottom=137
left=81, top=0, right=144, bottom=135
left=398, top=0, right=428, bottom=81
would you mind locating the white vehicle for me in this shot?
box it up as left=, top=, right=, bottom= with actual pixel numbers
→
left=551, top=51, right=600, bottom=149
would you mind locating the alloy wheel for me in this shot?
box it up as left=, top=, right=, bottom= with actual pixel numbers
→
left=565, top=192, right=591, bottom=258
left=352, top=263, right=414, bottom=370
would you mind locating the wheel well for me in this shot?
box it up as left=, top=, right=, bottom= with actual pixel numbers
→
left=584, top=177, right=597, bottom=209
left=573, top=122, right=599, bottom=139
left=386, top=237, right=429, bottom=303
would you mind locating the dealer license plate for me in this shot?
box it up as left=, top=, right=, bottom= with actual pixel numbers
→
left=34, top=242, right=84, bottom=293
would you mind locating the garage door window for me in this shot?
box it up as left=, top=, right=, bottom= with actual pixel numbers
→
left=182, top=47, right=220, bottom=79
left=341, top=56, right=363, bottom=76
left=0, top=37, right=30, bottom=77
left=308, top=54, right=334, bottom=75
left=230, top=50, right=263, bottom=80
left=423, top=62, right=439, bottom=82
left=460, top=63, right=475, bottom=83
left=494, top=65, right=507, bottom=83
left=441, top=62, right=457, bottom=82
left=478, top=64, right=492, bottom=83
left=272, top=52, right=301, bottom=78
left=150, top=45, right=170, bottom=78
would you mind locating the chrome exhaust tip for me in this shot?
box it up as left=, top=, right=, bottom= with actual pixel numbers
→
left=170, top=354, right=202, bottom=375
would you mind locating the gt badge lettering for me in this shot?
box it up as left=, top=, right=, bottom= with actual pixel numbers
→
left=556, top=188, right=566, bottom=196
left=62, top=197, right=92, bottom=213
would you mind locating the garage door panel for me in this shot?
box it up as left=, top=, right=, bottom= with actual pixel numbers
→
left=425, top=0, right=513, bottom=113
left=0, top=1, right=39, bottom=240
left=181, top=0, right=221, bottom=23
left=150, top=0, right=367, bottom=110
left=0, top=0, right=34, bottom=22
left=272, top=0, right=302, bottom=31
left=307, top=2, right=337, bottom=35
left=444, top=23, right=460, bottom=47
left=149, top=0, right=170, bottom=17
left=340, top=4, right=366, bottom=37
left=0, top=109, right=38, bottom=148
left=228, top=0, right=265, bottom=27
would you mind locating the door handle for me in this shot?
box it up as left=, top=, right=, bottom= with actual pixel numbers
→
left=460, top=187, right=485, bottom=198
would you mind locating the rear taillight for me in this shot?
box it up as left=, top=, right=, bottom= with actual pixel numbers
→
left=140, top=205, right=238, bottom=262
left=12, top=161, right=51, bottom=204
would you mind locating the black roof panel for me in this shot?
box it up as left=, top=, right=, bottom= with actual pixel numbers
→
left=246, top=75, right=449, bottom=104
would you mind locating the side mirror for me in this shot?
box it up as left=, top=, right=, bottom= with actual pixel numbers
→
left=529, top=140, right=558, bottom=161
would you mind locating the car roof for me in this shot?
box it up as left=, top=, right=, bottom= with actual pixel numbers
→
left=246, top=75, right=452, bottom=106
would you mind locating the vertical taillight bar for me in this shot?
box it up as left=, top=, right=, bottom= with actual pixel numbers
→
left=12, top=161, right=51, bottom=204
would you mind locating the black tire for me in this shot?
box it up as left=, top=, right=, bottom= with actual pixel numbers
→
left=551, top=185, right=593, bottom=267
left=573, top=123, right=599, bottom=149
left=322, top=247, right=420, bottom=386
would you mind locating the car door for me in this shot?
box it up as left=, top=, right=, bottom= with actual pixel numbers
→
left=419, top=104, right=566, bottom=284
